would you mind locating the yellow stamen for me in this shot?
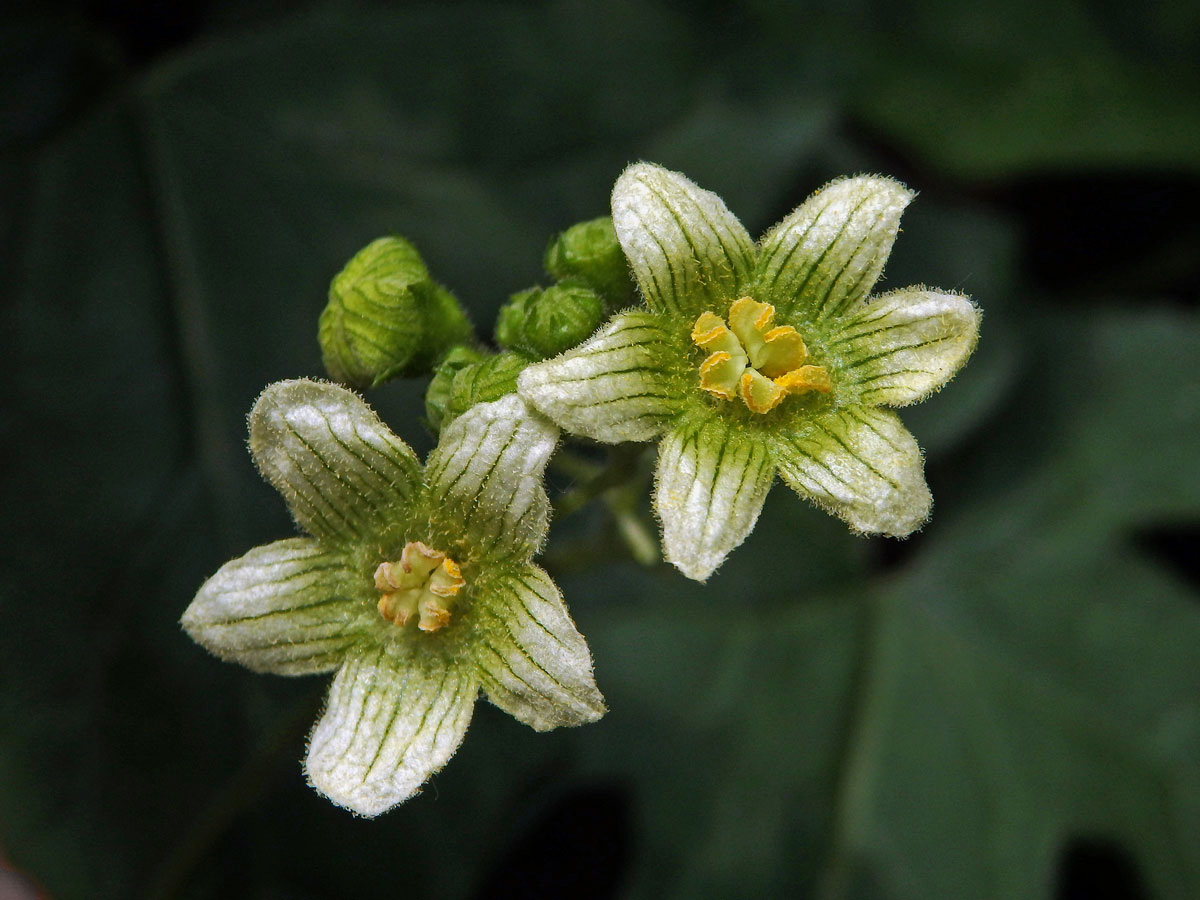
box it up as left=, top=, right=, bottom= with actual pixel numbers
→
left=375, top=542, right=465, bottom=632
left=740, top=369, right=787, bottom=413
left=775, top=365, right=832, bottom=395
left=691, top=298, right=830, bottom=413
left=699, top=350, right=747, bottom=399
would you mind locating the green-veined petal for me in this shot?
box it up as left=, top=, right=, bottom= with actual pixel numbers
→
left=773, top=406, right=930, bottom=536
left=471, top=564, right=605, bottom=730
left=654, top=416, right=776, bottom=582
left=829, top=288, right=981, bottom=407
left=517, top=311, right=684, bottom=443
left=425, top=394, right=557, bottom=561
left=757, top=176, right=913, bottom=323
left=182, top=538, right=369, bottom=675
left=305, top=646, right=477, bottom=817
left=250, top=379, right=424, bottom=544
left=612, top=162, right=754, bottom=318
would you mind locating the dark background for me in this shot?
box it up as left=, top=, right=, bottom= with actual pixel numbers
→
left=2, top=1, right=1199, bottom=898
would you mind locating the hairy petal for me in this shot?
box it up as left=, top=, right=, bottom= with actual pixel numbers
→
left=517, top=311, right=684, bottom=443
left=830, top=288, right=981, bottom=406
left=773, top=406, right=930, bottom=536
left=250, top=379, right=424, bottom=544
left=757, top=176, right=913, bottom=323
left=305, top=647, right=477, bottom=817
left=472, top=564, right=606, bottom=730
left=425, top=394, right=557, bottom=561
left=654, top=416, right=776, bottom=582
left=182, top=538, right=369, bottom=675
left=612, top=162, right=754, bottom=318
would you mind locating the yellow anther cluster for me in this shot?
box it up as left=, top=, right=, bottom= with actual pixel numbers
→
left=374, top=541, right=465, bottom=632
left=691, top=297, right=830, bottom=413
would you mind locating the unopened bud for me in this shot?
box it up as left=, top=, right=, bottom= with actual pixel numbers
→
left=494, top=282, right=604, bottom=359
left=428, top=351, right=530, bottom=430
left=544, top=217, right=634, bottom=308
left=319, top=236, right=472, bottom=389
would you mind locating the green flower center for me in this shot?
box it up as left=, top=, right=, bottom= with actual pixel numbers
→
left=374, top=541, right=465, bottom=632
left=691, top=297, right=830, bottom=413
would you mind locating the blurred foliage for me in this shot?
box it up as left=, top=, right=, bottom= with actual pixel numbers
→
left=1, top=1, right=1198, bottom=898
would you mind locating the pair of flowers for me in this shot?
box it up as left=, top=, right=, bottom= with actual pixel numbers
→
left=183, top=163, right=979, bottom=816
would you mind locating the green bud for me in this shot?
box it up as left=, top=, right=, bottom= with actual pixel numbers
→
left=544, top=217, right=634, bottom=308
left=319, top=236, right=472, bottom=389
left=432, top=351, right=530, bottom=430
left=494, top=288, right=538, bottom=354
left=425, top=345, right=487, bottom=431
left=494, top=282, right=605, bottom=359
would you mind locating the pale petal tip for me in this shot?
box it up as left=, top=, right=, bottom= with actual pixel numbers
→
left=304, top=758, right=420, bottom=818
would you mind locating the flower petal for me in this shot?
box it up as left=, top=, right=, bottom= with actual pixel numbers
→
left=757, top=176, right=913, bottom=323
left=472, top=564, right=606, bottom=730
left=654, top=416, right=776, bottom=582
left=425, top=394, right=557, bottom=561
left=517, top=311, right=684, bottom=443
left=305, top=646, right=477, bottom=817
left=612, top=162, right=754, bottom=318
left=829, top=289, right=981, bottom=407
left=773, top=406, right=930, bottom=536
left=182, top=538, right=369, bottom=675
left=250, top=379, right=424, bottom=544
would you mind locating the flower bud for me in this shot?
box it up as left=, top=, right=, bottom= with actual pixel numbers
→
left=424, top=345, right=486, bottom=431
left=544, top=217, right=634, bottom=308
left=427, top=350, right=529, bottom=430
left=494, top=282, right=605, bottom=359
left=320, top=237, right=472, bottom=389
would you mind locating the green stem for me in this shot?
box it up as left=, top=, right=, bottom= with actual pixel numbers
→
left=551, top=444, right=647, bottom=520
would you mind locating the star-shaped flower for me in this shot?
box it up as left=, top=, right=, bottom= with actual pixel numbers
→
left=518, top=163, right=980, bottom=581
left=182, top=381, right=604, bottom=816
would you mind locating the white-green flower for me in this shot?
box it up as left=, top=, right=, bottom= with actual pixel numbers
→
left=518, top=163, right=980, bottom=581
left=182, top=381, right=604, bottom=816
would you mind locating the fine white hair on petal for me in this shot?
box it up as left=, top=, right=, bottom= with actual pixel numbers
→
left=757, top=176, right=914, bottom=323
left=425, top=394, right=558, bottom=560
left=654, top=418, right=776, bottom=582
left=305, top=647, right=478, bottom=818
left=517, top=311, right=682, bottom=444
left=774, top=406, right=931, bottom=537
left=612, top=162, right=754, bottom=318
left=473, top=564, right=606, bottom=730
left=827, top=288, right=981, bottom=407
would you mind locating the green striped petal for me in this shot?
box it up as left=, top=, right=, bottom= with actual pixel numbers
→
left=773, top=406, right=930, bottom=536
left=756, top=176, right=913, bottom=323
left=182, top=538, right=369, bottom=675
left=517, top=311, right=683, bottom=443
left=305, top=647, right=478, bottom=817
left=612, top=162, right=754, bottom=318
left=250, top=379, right=424, bottom=545
left=425, top=394, right=557, bottom=561
left=472, top=564, right=605, bottom=730
left=654, top=416, right=776, bottom=582
left=829, top=289, right=981, bottom=407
